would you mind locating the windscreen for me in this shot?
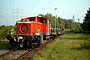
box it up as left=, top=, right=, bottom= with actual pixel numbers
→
left=40, top=19, right=47, bottom=25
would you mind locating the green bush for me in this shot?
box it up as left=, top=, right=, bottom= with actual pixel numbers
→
left=0, top=25, right=16, bottom=41
left=81, top=36, right=90, bottom=49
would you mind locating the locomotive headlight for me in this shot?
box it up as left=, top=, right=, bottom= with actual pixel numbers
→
left=14, top=37, right=16, bottom=41
left=18, top=36, right=23, bottom=40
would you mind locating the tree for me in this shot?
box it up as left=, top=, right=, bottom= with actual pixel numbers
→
left=81, top=8, right=90, bottom=33
left=65, top=20, right=70, bottom=29
left=38, top=14, right=45, bottom=17
left=0, top=25, right=16, bottom=41
left=58, top=17, right=61, bottom=24
left=38, top=13, right=56, bottom=28
left=38, top=13, right=81, bottom=30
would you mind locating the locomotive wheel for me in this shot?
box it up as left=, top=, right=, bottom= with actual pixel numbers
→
left=9, top=38, right=14, bottom=47
left=23, top=40, right=27, bottom=49
left=45, top=35, right=50, bottom=40
left=36, top=37, right=40, bottom=47
left=26, top=40, right=30, bottom=50
left=9, top=38, right=17, bottom=49
left=23, top=40, right=31, bottom=50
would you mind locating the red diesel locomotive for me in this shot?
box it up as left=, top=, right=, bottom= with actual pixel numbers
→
left=8, top=16, right=51, bottom=49
left=7, top=16, right=63, bottom=49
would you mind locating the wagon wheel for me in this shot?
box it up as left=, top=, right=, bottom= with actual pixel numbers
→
left=23, top=40, right=27, bottom=50
left=27, top=40, right=31, bottom=50
left=23, top=40, right=31, bottom=50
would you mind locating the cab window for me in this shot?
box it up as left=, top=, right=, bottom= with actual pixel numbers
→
left=29, top=19, right=34, bottom=21
left=40, top=19, right=47, bottom=25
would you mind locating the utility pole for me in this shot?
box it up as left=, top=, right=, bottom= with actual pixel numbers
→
left=70, top=15, right=75, bottom=31
left=72, top=15, right=75, bottom=22
left=49, top=15, right=51, bottom=27
left=77, top=19, right=80, bottom=31
left=0, top=8, right=4, bottom=25
left=78, top=19, right=80, bottom=23
left=54, top=8, right=57, bottom=33
left=12, top=8, right=22, bottom=20
left=70, top=19, right=72, bottom=31
left=0, top=8, right=3, bottom=18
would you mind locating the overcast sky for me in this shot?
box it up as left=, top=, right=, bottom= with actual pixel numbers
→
left=0, top=0, right=90, bottom=25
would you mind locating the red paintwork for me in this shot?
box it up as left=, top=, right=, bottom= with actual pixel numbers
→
left=16, top=16, right=50, bottom=35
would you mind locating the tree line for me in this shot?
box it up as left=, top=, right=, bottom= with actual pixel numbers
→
left=38, top=13, right=81, bottom=31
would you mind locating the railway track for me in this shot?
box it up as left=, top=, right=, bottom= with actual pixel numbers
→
left=0, top=49, right=29, bottom=60
left=17, top=37, right=56, bottom=60
left=0, top=35, right=60, bottom=60
left=0, top=41, right=50, bottom=60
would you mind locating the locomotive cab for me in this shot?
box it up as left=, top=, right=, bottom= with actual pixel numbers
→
left=39, top=18, right=50, bottom=35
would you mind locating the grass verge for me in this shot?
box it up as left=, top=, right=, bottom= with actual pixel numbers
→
left=0, top=40, right=10, bottom=49
left=31, top=33, right=90, bottom=60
